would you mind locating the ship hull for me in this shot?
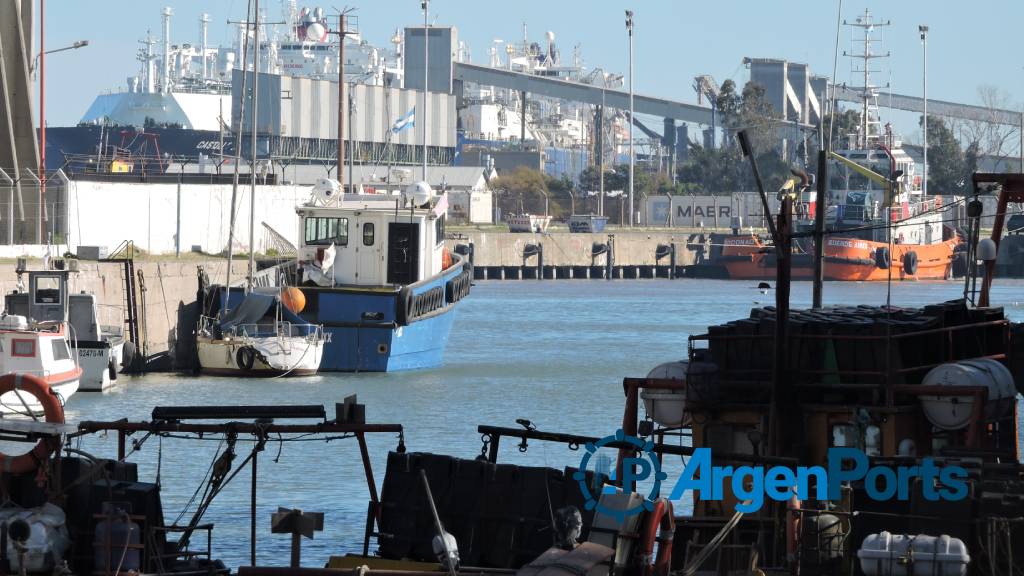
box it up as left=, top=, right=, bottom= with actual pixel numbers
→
left=306, top=263, right=466, bottom=372
left=718, top=234, right=957, bottom=281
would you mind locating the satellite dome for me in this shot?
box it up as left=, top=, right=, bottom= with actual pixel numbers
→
left=305, top=22, right=327, bottom=42
left=404, top=181, right=432, bottom=207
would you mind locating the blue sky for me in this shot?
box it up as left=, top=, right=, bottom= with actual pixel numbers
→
left=38, top=0, right=1024, bottom=141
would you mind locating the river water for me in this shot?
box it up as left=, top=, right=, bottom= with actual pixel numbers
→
left=62, top=279, right=1024, bottom=568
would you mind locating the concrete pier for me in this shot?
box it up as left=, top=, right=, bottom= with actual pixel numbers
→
left=446, top=230, right=703, bottom=281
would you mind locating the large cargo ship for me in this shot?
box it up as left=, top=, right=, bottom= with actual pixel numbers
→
left=46, top=4, right=402, bottom=173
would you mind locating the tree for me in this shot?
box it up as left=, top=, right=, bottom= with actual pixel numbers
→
left=489, top=167, right=549, bottom=216
left=924, top=116, right=968, bottom=194
left=953, top=85, right=1018, bottom=172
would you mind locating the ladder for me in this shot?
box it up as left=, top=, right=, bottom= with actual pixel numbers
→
left=104, top=240, right=140, bottom=353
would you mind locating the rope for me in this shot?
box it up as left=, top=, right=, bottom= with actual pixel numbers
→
left=679, top=500, right=750, bottom=576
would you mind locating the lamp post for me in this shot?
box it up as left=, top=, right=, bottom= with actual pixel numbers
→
left=919, top=24, right=928, bottom=195
left=625, top=10, right=634, bottom=227
left=36, top=15, right=89, bottom=244
left=421, top=0, right=429, bottom=182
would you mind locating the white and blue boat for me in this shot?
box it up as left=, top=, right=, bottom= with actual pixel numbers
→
left=283, top=179, right=472, bottom=372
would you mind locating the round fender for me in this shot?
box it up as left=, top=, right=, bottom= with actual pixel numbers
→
left=874, top=246, right=890, bottom=270
left=235, top=346, right=257, bottom=371
left=903, top=250, right=919, bottom=276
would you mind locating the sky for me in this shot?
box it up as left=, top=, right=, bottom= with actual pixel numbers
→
left=35, top=0, right=1024, bottom=142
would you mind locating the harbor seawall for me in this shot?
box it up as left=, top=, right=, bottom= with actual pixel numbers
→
left=444, top=230, right=708, bottom=279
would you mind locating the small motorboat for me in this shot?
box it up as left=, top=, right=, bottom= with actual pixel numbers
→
left=0, top=314, right=80, bottom=415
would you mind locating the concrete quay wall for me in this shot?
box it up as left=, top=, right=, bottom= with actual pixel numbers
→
left=444, top=231, right=705, bottom=268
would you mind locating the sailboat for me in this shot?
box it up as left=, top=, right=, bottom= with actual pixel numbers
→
left=195, top=11, right=325, bottom=377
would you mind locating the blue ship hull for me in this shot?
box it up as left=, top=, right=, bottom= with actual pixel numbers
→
left=299, top=261, right=470, bottom=372
left=205, top=260, right=470, bottom=373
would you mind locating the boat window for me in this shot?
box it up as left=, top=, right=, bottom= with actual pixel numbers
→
left=12, top=339, right=35, bottom=357
left=34, top=276, right=61, bottom=304
left=435, top=214, right=445, bottom=246
left=304, top=217, right=349, bottom=246
left=363, top=222, right=375, bottom=246
left=51, top=339, right=71, bottom=361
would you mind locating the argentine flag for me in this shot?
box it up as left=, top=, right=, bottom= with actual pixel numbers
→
left=391, top=107, right=415, bottom=133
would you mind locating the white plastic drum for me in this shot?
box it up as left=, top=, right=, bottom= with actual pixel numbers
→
left=641, top=361, right=688, bottom=428
left=920, top=359, right=1017, bottom=431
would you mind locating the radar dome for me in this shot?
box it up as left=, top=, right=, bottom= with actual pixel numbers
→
left=305, top=22, right=327, bottom=42
left=312, top=178, right=341, bottom=205
left=404, top=181, right=432, bottom=207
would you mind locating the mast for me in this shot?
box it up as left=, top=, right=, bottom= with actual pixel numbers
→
left=225, top=1, right=253, bottom=311
left=161, top=7, right=172, bottom=94
left=337, top=13, right=345, bottom=181
left=842, top=9, right=889, bottom=149
left=247, top=0, right=260, bottom=293
left=421, top=0, right=429, bottom=182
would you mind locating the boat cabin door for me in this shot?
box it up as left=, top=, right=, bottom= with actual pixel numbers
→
left=387, top=222, right=420, bottom=285
left=354, top=217, right=384, bottom=284
left=27, top=271, right=69, bottom=323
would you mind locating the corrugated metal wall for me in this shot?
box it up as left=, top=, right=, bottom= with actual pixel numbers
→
left=233, top=71, right=455, bottom=148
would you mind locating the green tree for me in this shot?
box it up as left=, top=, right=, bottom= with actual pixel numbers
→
left=924, top=116, right=968, bottom=194
left=489, top=167, right=549, bottom=216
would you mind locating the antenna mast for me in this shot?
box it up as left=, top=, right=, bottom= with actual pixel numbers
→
left=843, top=9, right=890, bottom=149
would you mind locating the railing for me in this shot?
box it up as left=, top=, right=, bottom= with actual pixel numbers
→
left=197, top=316, right=323, bottom=343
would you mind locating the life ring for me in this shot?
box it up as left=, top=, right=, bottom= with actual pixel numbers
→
left=903, top=251, right=919, bottom=276
left=874, top=247, right=890, bottom=270
left=640, top=497, right=675, bottom=576
left=786, top=493, right=801, bottom=564
left=235, top=346, right=257, bottom=371
left=0, top=374, right=64, bottom=475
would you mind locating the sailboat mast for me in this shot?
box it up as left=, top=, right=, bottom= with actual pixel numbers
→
left=247, top=0, right=260, bottom=294
left=224, top=3, right=254, bottom=312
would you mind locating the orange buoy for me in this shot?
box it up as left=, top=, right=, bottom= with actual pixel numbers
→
left=281, top=286, right=306, bottom=314
left=442, top=247, right=453, bottom=271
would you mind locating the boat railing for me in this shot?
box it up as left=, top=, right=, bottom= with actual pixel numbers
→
left=688, top=317, right=1010, bottom=393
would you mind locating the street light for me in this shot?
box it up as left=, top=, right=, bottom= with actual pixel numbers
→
left=625, top=10, right=634, bottom=227
left=31, top=40, right=88, bottom=75
left=919, top=24, right=928, bottom=195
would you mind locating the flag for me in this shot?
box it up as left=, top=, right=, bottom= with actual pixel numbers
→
left=391, top=107, right=415, bottom=133
left=432, top=192, right=449, bottom=218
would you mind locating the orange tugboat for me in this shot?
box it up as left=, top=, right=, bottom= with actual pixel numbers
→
left=716, top=12, right=960, bottom=281
left=718, top=143, right=960, bottom=281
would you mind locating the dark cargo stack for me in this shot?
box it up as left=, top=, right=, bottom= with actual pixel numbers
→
left=703, top=299, right=1010, bottom=402
left=378, top=452, right=595, bottom=568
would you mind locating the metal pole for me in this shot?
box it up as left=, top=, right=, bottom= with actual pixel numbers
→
left=920, top=25, right=928, bottom=195
left=626, top=10, right=634, bottom=227
left=812, top=150, right=827, bottom=308
left=176, top=179, right=182, bottom=257
left=337, top=14, right=346, bottom=181
left=247, top=0, right=259, bottom=292
left=599, top=93, right=605, bottom=217
left=39, top=0, right=45, bottom=244
left=348, top=85, right=354, bottom=192
left=250, top=447, right=257, bottom=566
left=422, top=0, right=429, bottom=182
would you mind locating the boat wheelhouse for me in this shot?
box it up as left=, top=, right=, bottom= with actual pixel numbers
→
left=286, top=180, right=472, bottom=371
